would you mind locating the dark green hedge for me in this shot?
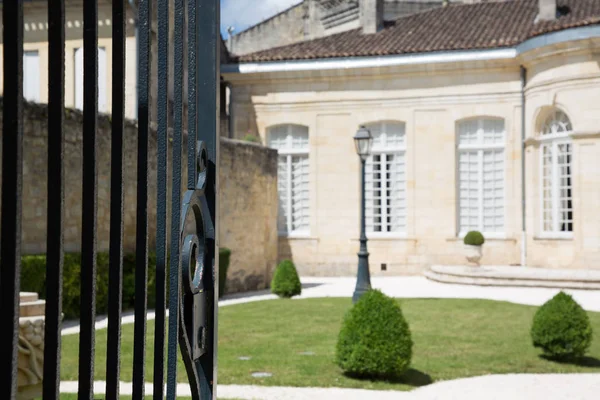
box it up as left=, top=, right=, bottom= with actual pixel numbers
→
left=219, top=248, right=231, bottom=297
left=21, top=247, right=231, bottom=319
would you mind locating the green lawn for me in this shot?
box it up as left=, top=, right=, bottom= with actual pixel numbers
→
left=61, top=298, right=600, bottom=391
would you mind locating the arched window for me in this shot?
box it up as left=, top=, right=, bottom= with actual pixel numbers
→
left=268, top=125, right=310, bottom=235
left=364, top=121, right=406, bottom=234
left=457, top=118, right=505, bottom=234
left=540, top=109, right=573, bottom=235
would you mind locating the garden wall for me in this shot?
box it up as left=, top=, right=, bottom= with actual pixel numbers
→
left=0, top=99, right=278, bottom=294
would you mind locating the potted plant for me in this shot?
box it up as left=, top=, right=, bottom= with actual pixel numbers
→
left=463, top=231, right=485, bottom=266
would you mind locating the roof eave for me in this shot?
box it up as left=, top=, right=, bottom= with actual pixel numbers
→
left=222, top=25, right=600, bottom=75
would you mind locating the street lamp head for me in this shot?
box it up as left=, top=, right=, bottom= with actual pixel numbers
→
left=354, top=125, right=373, bottom=161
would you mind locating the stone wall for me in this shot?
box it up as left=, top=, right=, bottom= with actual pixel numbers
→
left=219, top=139, right=279, bottom=293
left=0, top=100, right=278, bottom=294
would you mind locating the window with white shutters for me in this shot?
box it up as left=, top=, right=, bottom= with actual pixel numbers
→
left=268, top=125, right=310, bottom=235
left=364, top=121, right=406, bottom=234
left=457, top=118, right=505, bottom=235
left=540, top=110, right=573, bottom=236
left=75, top=47, right=107, bottom=113
left=23, top=51, right=40, bottom=102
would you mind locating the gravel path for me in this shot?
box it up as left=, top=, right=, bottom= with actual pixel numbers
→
left=59, top=374, right=600, bottom=399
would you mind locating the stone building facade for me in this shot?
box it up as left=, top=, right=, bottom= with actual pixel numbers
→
left=224, top=0, right=600, bottom=275
left=0, top=1, right=139, bottom=119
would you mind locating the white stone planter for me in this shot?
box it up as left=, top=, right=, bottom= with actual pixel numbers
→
left=465, top=244, right=483, bottom=266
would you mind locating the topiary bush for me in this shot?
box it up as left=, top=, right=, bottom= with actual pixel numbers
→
left=531, top=291, right=593, bottom=360
left=271, top=259, right=301, bottom=298
left=218, top=247, right=232, bottom=297
left=464, top=231, right=485, bottom=246
left=336, top=290, right=413, bottom=378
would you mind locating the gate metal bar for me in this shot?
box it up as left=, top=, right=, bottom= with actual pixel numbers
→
left=42, top=0, right=66, bottom=398
left=0, top=0, right=24, bottom=397
left=155, top=0, right=171, bottom=397
left=106, top=0, right=127, bottom=398
left=196, top=1, right=220, bottom=396
left=0, top=0, right=219, bottom=399
left=167, top=0, right=186, bottom=395
left=133, top=0, right=152, bottom=397
left=78, top=0, right=100, bottom=396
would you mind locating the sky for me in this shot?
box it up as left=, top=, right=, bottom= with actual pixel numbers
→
left=221, top=0, right=302, bottom=38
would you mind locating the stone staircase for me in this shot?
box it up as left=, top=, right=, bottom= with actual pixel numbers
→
left=425, top=265, right=600, bottom=290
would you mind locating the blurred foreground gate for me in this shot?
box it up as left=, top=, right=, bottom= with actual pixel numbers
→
left=0, top=0, right=220, bottom=399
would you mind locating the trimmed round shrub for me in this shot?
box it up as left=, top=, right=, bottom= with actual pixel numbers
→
left=531, top=291, right=593, bottom=360
left=271, top=260, right=301, bottom=298
left=464, top=231, right=485, bottom=246
left=336, top=290, right=413, bottom=378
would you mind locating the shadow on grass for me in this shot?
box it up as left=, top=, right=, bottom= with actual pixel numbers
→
left=344, top=368, right=433, bottom=387
left=540, top=355, right=600, bottom=368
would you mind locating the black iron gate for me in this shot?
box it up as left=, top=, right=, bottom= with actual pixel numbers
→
left=0, top=0, right=220, bottom=398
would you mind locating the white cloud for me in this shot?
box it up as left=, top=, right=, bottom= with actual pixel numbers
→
left=221, top=0, right=303, bottom=37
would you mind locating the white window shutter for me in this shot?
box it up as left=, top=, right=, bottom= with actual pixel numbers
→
left=75, top=47, right=107, bottom=112
left=75, top=48, right=84, bottom=110
left=457, top=118, right=505, bottom=234
left=268, top=125, right=310, bottom=235
left=277, top=155, right=289, bottom=234
left=23, top=51, right=40, bottom=102
left=364, top=121, right=406, bottom=234
left=98, top=47, right=107, bottom=113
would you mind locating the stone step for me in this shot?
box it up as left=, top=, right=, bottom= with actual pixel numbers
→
left=425, top=265, right=600, bottom=290
left=20, top=292, right=39, bottom=303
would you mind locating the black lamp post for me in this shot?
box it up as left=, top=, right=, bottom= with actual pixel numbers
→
left=352, top=126, right=374, bottom=303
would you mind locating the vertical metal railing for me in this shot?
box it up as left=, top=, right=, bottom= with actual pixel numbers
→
left=0, top=0, right=24, bottom=398
left=154, top=0, right=171, bottom=397
left=196, top=1, right=220, bottom=396
left=78, top=0, right=99, bottom=396
left=42, top=0, right=66, bottom=398
left=167, top=0, right=185, bottom=395
left=105, top=0, right=127, bottom=398
left=0, top=0, right=219, bottom=399
left=133, top=0, right=152, bottom=397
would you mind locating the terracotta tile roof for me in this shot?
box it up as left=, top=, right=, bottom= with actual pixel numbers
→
left=235, top=0, right=600, bottom=63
